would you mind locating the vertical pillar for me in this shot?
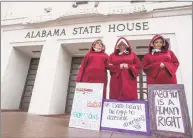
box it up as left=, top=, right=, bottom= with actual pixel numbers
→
left=102, top=35, right=118, bottom=99
left=28, top=38, right=72, bottom=115
left=1, top=48, right=31, bottom=109
left=1, top=32, right=12, bottom=82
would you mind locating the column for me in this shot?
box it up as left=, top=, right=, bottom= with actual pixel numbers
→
left=28, top=38, right=72, bottom=115
left=102, top=34, right=118, bottom=99
left=1, top=48, right=31, bottom=109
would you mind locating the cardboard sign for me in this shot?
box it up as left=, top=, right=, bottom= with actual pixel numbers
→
left=69, top=82, right=104, bottom=131
left=148, top=84, right=192, bottom=138
left=101, top=100, right=150, bottom=136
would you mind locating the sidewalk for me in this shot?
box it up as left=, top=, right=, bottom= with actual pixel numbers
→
left=2, top=112, right=156, bottom=138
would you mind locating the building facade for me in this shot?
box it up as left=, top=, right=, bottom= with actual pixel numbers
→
left=1, top=2, right=192, bottom=121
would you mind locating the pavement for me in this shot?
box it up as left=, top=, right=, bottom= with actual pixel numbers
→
left=1, top=112, right=157, bottom=138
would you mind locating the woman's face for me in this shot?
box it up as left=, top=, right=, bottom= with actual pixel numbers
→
left=94, top=40, right=103, bottom=50
left=119, top=42, right=126, bottom=52
left=153, top=38, right=163, bottom=49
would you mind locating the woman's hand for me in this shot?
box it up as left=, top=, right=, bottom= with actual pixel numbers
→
left=160, top=62, right=165, bottom=68
left=120, top=64, right=124, bottom=69
left=123, top=63, right=129, bottom=69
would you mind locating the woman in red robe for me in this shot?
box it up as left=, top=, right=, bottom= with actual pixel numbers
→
left=76, top=39, right=108, bottom=99
left=142, top=34, right=179, bottom=84
left=108, top=37, right=141, bottom=101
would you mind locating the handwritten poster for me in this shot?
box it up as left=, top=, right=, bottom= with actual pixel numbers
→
left=69, top=82, right=103, bottom=131
left=154, top=89, right=184, bottom=133
left=101, top=100, right=150, bottom=135
left=148, top=84, right=192, bottom=138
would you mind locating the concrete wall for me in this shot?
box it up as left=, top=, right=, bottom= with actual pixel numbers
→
left=1, top=48, right=31, bottom=109
left=174, top=15, right=192, bottom=121
left=1, top=32, right=13, bottom=82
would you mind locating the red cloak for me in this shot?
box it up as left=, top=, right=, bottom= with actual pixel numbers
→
left=108, top=37, right=141, bottom=101
left=142, top=34, right=179, bottom=84
left=76, top=40, right=108, bottom=99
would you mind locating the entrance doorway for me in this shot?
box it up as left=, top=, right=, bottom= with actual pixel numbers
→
left=62, top=41, right=92, bottom=114
left=137, top=55, right=147, bottom=100
left=65, top=57, right=83, bottom=113
left=19, top=58, right=40, bottom=111
left=14, top=45, right=42, bottom=111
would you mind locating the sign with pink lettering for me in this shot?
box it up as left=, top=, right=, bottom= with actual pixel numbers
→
left=69, top=82, right=104, bottom=131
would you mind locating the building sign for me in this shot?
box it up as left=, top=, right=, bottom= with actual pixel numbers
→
left=25, top=21, right=149, bottom=39
left=23, top=4, right=148, bottom=24
left=66, top=7, right=98, bottom=16
left=108, top=4, right=147, bottom=15
left=108, top=22, right=149, bottom=32
left=25, top=29, right=66, bottom=39
left=101, top=100, right=150, bottom=136
left=148, top=84, right=192, bottom=138
left=69, top=82, right=103, bottom=131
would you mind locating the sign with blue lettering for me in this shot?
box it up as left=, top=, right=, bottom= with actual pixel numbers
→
left=69, top=82, right=104, bottom=131
left=148, top=84, right=192, bottom=138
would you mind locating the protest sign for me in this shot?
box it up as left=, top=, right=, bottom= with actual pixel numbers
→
left=69, top=82, right=104, bottom=131
left=101, top=100, right=150, bottom=135
left=148, top=84, right=192, bottom=138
